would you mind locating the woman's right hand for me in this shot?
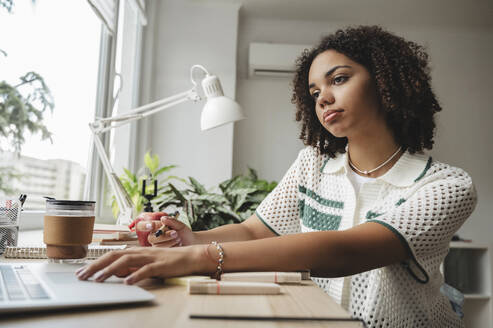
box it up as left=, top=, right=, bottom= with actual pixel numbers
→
left=76, top=243, right=213, bottom=285
left=146, top=215, right=196, bottom=247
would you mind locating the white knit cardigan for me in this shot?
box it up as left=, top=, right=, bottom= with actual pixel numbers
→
left=256, top=146, right=477, bottom=328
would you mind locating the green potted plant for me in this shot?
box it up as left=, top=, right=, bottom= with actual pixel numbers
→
left=158, top=168, right=277, bottom=231
left=114, top=150, right=278, bottom=231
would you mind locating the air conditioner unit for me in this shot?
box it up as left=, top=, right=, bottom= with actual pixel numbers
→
left=248, top=42, right=312, bottom=78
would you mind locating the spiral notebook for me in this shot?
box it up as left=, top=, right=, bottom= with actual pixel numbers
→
left=3, top=245, right=126, bottom=259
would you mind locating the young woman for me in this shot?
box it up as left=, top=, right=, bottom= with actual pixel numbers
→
left=77, top=26, right=476, bottom=327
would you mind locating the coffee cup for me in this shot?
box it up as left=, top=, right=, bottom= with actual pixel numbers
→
left=43, top=199, right=95, bottom=261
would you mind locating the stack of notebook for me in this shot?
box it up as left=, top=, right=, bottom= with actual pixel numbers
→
left=92, top=224, right=139, bottom=246
left=166, top=271, right=311, bottom=295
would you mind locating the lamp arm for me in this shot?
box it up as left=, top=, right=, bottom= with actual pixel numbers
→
left=98, top=96, right=192, bottom=134
left=89, top=87, right=200, bottom=225
left=92, top=88, right=199, bottom=133
left=91, top=131, right=133, bottom=225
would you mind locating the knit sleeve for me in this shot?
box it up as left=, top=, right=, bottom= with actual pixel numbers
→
left=255, top=151, right=303, bottom=236
left=368, top=164, right=477, bottom=283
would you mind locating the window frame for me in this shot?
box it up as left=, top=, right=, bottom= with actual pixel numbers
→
left=86, top=14, right=120, bottom=222
left=94, top=0, right=145, bottom=222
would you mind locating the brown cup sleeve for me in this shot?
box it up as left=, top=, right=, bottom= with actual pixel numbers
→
left=43, top=216, right=95, bottom=246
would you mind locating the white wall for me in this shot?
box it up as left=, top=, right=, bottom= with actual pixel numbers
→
left=139, top=0, right=240, bottom=188
left=234, top=17, right=493, bottom=242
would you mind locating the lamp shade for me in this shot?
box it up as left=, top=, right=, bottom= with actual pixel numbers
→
left=199, top=73, right=245, bottom=130
left=200, top=96, right=245, bottom=130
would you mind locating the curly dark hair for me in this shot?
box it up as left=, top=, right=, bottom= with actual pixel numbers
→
left=292, top=25, right=442, bottom=157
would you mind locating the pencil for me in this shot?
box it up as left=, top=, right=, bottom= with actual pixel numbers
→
left=154, top=211, right=180, bottom=237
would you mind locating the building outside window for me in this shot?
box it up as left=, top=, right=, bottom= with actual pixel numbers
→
left=0, top=152, right=86, bottom=210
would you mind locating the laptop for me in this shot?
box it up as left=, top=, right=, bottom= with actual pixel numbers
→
left=0, top=262, right=154, bottom=314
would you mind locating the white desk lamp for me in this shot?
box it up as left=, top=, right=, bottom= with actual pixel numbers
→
left=89, top=65, right=245, bottom=225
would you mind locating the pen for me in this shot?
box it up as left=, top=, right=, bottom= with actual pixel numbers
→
left=19, top=194, right=27, bottom=207
left=154, top=211, right=180, bottom=237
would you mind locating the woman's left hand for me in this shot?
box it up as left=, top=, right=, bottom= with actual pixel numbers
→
left=75, top=245, right=210, bottom=285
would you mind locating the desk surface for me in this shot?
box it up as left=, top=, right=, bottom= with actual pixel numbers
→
left=1, top=279, right=363, bottom=328
left=1, top=231, right=363, bottom=328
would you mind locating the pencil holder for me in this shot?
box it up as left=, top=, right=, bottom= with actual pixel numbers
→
left=0, top=199, right=22, bottom=254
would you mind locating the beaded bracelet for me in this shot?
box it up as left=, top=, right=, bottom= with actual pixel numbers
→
left=210, top=241, right=224, bottom=280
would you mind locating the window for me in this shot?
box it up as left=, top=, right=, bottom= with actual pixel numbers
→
left=0, top=1, right=101, bottom=210
left=1, top=0, right=146, bottom=229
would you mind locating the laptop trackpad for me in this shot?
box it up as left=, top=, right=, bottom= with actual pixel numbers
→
left=46, top=272, right=80, bottom=284
left=46, top=272, right=124, bottom=284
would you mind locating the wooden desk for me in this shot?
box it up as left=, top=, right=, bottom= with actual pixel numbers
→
left=1, top=279, right=363, bottom=328
left=1, top=231, right=363, bottom=327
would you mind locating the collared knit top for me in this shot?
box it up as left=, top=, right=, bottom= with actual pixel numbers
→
left=256, top=146, right=477, bottom=328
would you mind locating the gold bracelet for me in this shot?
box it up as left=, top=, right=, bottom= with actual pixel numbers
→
left=210, top=241, right=224, bottom=280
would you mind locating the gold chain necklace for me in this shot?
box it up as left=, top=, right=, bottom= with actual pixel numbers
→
left=348, top=147, right=402, bottom=175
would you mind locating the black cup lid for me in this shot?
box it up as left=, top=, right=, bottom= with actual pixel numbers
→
left=45, top=199, right=95, bottom=206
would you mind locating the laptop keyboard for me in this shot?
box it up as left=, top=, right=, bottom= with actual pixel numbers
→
left=0, top=265, right=50, bottom=301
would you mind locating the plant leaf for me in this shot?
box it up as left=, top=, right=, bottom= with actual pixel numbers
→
left=161, top=175, right=186, bottom=183
left=191, top=193, right=228, bottom=204
left=247, top=167, right=258, bottom=180
left=168, top=183, right=188, bottom=204
left=123, top=168, right=137, bottom=183
left=144, top=151, right=159, bottom=174
left=218, top=178, right=233, bottom=193
left=111, top=199, right=120, bottom=218
left=268, top=182, right=278, bottom=191
left=154, top=165, right=177, bottom=177
left=189, top=177, right=207, bottom=194
left=216, top=206, right=241, bottom=222
left=177, top=212, right=192, bottom=229
left=228, top=187, right=257, bottom=196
